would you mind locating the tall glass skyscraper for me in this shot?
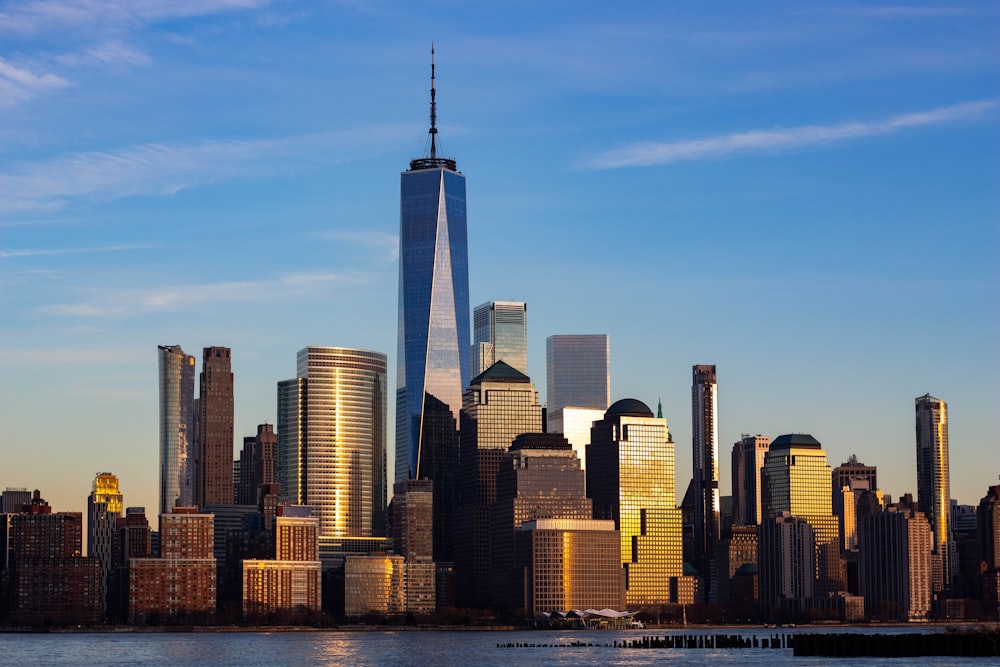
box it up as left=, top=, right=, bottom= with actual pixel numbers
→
left=472, top=301, right=527, bottom=376
left=158, top=344, right=196, bottom=516
left=395, top=50, right=471, bottom=492
left=691, top=364, right=720, bottom=598
left=545, top=334, right=610, bottom=434
left=915, top=393, right=952, bottom=590
left=278, top=347, right=387, bottom=538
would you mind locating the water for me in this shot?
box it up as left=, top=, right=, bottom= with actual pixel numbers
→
left=0, top=627, right=992, bottom=667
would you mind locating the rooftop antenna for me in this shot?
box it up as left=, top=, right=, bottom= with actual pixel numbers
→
left=429, top=43, right=438, bottom=159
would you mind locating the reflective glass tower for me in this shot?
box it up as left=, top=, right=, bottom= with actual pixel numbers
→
left=915, top=393, right=952, bottom=590
left=472, top=301, right=527, bottom=376
left=278, top=347, right=387, bottom=538
left=396, top=44, right=471, bottom=548
left=158, top=344, right=196, bottom=516
left=545, top=334, right=610, bottom=434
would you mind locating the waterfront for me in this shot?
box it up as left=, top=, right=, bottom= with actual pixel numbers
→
left=1, top=627, right=994, bottom=667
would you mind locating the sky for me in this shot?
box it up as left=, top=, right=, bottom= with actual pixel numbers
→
left=1, top=1, right=998, bottom=525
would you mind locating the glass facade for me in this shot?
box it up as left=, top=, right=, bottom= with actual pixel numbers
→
left=87, top=472, right=123, bottom=613
left=586, top=400, right=683, bottom=605
left=396, top=166, right=471, bottom=484
left=472, top=301, right=527, bottom=376
left=277, top=347, right=387, bottom=539
left=761, top=434, right=842, bottom=594
left=545, top=334, right=610, bottom=434
left=455, top=365, right=543, bottom=607
left=158, top=345, right=196, bottom=516
left=915, top=393, right=952, bottom=590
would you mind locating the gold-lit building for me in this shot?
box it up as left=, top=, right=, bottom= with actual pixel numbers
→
left=519, top=518, right=624, bottom=614
left=586, top=399, right=683, bottom=606
left=243, top=509, right=322, bottom=617
left=87, top=472, right=123, bottom=613
left=343, top=554, right=405, bottom=615
left=915, top=394, right=952, bottom=591
left=277, top=347, right=387, bottom=539
left=761, top=434, right=842, bottom=594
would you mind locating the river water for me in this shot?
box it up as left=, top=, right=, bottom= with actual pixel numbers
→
left=1, top=626, right=992, bottom=667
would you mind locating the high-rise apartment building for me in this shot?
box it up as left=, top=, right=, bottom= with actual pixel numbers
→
left=858, top=506, right=932, bottom=621
left=87, top=472, right=123, bottom=614
left=158, top=345, right=196, bottom=515
left=395, top=50, right=471, bottom=488
left=978, top=485, right=1000, bottom=611
left=455, top=361, right=544, bottom=607
left=731, top=435, right=770, bottom=526
left=196, top=346, right=234, bottom=508
left=129, top=507, right=216, bottom=623
left=545, top=334, right=610, bottom=434
left=277, top=347, right=387, bottom=539
left=761, top=434, right=842, bottom=594
left=587, top=399, right=683, bottom=605
left=242, top=507, right=322, bottom=618
left=691, top=364, right=720, bottom=599
left=757, top=513, right=815, bottom=615
left=915, top=393, right=953, bottom=590
left=472, top=301, right=527, bottom=376
left=1, top=488, right=30, bottom=514
left=391, top=479, right=436, bottom=612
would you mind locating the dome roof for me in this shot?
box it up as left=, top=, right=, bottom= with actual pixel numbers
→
left=605, top=398, right=653, bottom=418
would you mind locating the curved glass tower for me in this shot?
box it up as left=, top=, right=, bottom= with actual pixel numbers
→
left=395, top=49, right=471, bottom=486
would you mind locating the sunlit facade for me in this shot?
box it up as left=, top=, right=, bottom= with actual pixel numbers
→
left=915, top=393, right=952, bottom=590
left=545, top=334, right=610, bottom=434
left=761, top=434, right=842, bottom=594
left=520, top=518, right=624, bottom=614
left=472, top=301, right=527, bottom=376
left=586, top=399, right=683, bottom=605
left=344, top=554, right=406, bottom=615
left=491, top=433, right=593, bottom=609
left=558, top=407, right=605, bottom=471
left=158, top=345, right=196, bottom=515
left=277, top=347, right=387, bottom=539
left=858, top=506, right=932, bottom=621
left=87, top=472, right=123, bottom=613
left=731, top=434, right=770, bottom=526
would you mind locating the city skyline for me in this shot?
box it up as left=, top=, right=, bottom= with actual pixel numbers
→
left=2, top=2, right=997, bottom=520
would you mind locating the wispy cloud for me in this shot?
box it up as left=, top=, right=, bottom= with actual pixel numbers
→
left=583, top=100, right=997, bottom=169
left=54, top=41, right=151, bottom=67
left=0, top=1, right=273, bottom=34
left=318, top=231, right=399, bottom=262
left=0, top=57, right=68, bottom=106
left=36, top=271, right=377, bottom=317
left=0, top=243, right=158, bottom=259
left=0, top=126, right=414, bottom=215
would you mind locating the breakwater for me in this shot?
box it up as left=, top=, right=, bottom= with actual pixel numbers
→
left=499, top=629, right=1000, bottom=657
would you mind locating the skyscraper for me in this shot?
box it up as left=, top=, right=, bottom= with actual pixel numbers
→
left=915, top=393, right=953, bottom=590
left=196, top=346, right=234, bottom=508
left=236, top=424, right=278, bottom=506
left=455, top=361, right=543, bottom=607
left=158, top=345, right=196, bottom=515
left=761, top=434, right=843, bottom=594
left=858, top=506, right=932, bottom=621
left=87, top=472, right=123, bottom=615
left=587, top=399, right=683, bottom=605
left=691, top=364, right=720, bottom=598
left=545, top=334, right=610, bottom=434
left=731, top=434, right=770, bottom=526
left=472, top=301, right=527, bottom=376
left=396, top=49, right=471, bottom=487
left=277, top=347, right=387, bottom=539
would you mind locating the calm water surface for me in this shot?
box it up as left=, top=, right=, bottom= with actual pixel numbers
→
left=1, top=627, right=992, bottom=667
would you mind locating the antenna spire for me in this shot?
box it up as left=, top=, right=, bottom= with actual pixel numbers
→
left=429, top=44, right=438, bottom=159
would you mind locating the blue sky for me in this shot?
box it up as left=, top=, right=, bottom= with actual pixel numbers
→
left=1, top=1, right=997, bottom=521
